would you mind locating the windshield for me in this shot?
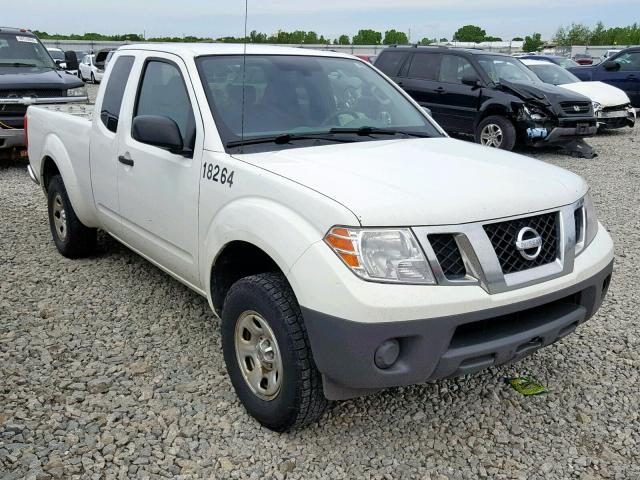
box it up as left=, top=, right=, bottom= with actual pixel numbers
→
left=527, top=63, right=580, bottom=85
left=48, top=49, right=65, bottom=61
left=196, top=55, right=441, bottom=150
left=477, top=55, right=540, bottom=84
left=0, top=33, right=56, bottom=68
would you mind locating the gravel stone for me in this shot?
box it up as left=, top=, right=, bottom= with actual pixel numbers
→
left=1, top=84, right=638, bottom=478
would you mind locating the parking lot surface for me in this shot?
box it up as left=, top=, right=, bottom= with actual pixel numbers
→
left=1, top=86, right=638, bottom=479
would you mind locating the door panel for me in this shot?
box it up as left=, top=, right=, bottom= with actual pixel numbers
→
left=432, top=55, right=482, bottom=134
left=601, top=52, right=640, bottom=107
left=116, top=54, right=203, bottom=287
left=89, top=55, right=136, bottom=236
left=399, top=53, right=449, bottom=127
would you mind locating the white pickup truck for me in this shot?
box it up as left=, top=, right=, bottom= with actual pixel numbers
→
left=26, top=44, right=614, bottom=431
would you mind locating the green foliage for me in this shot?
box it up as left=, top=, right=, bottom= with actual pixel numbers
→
left=512, top=37, right=524, bottom=41
left=522, top=33, right=543, bottom=52
left=338, top=35, right=350, bottom=45
left=383, top=29, right=409, bottom=45
left=439, top=38, right=448, bottom=42
left=32, top=30, right=146, bottom=41
left=419, top=37, right=437, bottom=45
left=352, top=29, right=382, bottom=45
left=553, top=22, right=640, bottom=46
left=484, top=36, right=503, bottom=42
left=452, top=25, right=486, bottom=43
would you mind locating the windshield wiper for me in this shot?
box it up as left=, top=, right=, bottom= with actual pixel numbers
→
left=329, top=126, right=431, bottom=138
left=0, top=62, right=42, bottom=67
left=226, top=132, right=358, bottom=148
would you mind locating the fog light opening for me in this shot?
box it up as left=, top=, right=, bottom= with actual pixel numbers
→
left=374, top=339, right=400, bottom=369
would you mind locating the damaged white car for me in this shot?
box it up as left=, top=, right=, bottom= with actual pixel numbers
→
left=523, top=59, right=636, bottom=130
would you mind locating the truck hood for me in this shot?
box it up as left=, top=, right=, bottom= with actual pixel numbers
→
left=559, top=81, right=631, bottom=107
left=234, top=137, right=587, bottom=226
left=499, top=80, right=591, bottom=110
left=0, top=66, right=84, bottom=90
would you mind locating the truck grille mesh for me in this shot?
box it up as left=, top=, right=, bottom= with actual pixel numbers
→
left=428, top=234, right=466, bottom=279
left=483, top=213, right=558, bottom=274
left=0, top=90, right=66, bottom=115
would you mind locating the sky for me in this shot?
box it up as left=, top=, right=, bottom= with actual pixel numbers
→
left=4, top=0, right=639, bottom=42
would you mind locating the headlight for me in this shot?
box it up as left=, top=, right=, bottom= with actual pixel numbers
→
left=575, top=191, right=598, bottom=256
left=520, top=104, right=547, bottom=121
left=324, top=227, right=435, bottom=284
left=592, top=102, right=603, bottom=114
left=67, top=86, right=87, bottom=97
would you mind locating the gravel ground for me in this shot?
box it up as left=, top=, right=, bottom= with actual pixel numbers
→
left=1, top=87, right=639, bottom=479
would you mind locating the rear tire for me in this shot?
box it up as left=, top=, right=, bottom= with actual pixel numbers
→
left=475, top=115, right=517, bottom=151
left=47, top=175, right=96, bottom=258
left=221, top=272, right=327, bottom=431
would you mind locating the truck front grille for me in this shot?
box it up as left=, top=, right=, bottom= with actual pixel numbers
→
left=560, top=102, right=591, bottom=115
left=0, top=89, right=66, bottom=115
left=483, top=213, right=559, bottom=274
left=428, top=234, right=466, bottom=279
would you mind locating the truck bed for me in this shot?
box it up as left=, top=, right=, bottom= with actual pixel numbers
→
left=37, top=103, right=94, bottom=122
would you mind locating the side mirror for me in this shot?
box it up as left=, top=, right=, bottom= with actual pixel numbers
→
left=602, top=60, right=619, bottom=71
left=461, top=74, right=481, bottom=87
left=132, top=115, right=184, bottom=154
left=64, top=51, right=79, bottom=70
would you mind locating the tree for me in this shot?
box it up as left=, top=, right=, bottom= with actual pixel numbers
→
left=512, top=37, right=524, bottom=41
left=484, top=36, right=502, bottom=42
left=383, top=29, right=409, bottom=45
left=522, top=33, right=543, bottom=52
left=419, top=37, right=435, bottom=45
left=439, top=37, right=448, bottom=42
left=452, top=25, right=486, bottom=43
left=337, top=34, right=350, bottom=45
left=352, top=29, right=382, bottom=45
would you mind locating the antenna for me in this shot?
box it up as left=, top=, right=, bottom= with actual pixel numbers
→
left=240, top=0, right=248, bottom=152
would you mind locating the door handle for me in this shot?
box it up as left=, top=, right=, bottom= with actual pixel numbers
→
left=434, top=87, right=445, bottom=94
left=627, top=74, right=636, bottom=79
left=118, top=155, right=134, bottom=167
left=396, top=80, right=404, bottom=87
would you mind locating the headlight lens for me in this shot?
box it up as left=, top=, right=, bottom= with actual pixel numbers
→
left=575, top=191, right=598, bottom=256
left=324, top=227, right=435, bottom=284
left=67, top=86, right=87, bottom=97
left=520, top=104, right=547, bottom=121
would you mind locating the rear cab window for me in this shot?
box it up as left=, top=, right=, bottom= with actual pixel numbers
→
left=100, top=55, right=135, bottom=133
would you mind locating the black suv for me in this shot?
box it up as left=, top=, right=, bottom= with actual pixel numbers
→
left=374, top=46, right=598, bottom=151
left=0, top=27, right=87, bottom=152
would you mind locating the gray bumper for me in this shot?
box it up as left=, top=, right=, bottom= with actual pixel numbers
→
left=544, top=125, right=598, bottom=143
left=0, top=128, right=25, bottom=149
left=302, top=260, right=613, bottom=400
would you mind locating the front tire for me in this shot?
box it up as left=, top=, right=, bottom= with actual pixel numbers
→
left=90, top=72, right=95, bottom=84
left=221, top=272, right=327, bottom=431
left=475, top=115, right=517, bottom=151
left=47, top=175, right=96, bottom=258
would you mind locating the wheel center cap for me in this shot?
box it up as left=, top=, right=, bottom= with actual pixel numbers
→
left=256, top=337, right=275, bottom=369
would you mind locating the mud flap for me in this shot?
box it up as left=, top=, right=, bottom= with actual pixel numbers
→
left=558, top=138, right=597, bottom=159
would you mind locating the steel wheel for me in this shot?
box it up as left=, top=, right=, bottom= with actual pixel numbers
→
left=52, top=194, right=67, bottom=240
left=234, top=310, right=283, bottom=401
left=480, top=123, right=504, bottom=148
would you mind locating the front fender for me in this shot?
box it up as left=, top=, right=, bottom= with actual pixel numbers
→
left=39, top=134, right=99, bottom=227
left=201, top=195, right=355, bottom=312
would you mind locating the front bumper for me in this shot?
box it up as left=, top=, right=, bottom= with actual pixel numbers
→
left=304, top=259, right=613, bottom=400
left=0, top=128, right=25, bottom=149
left=596, top=108, right=636, bottom=129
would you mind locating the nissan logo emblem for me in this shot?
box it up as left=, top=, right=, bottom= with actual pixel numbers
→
left=515, top=227, right=543, bottom=260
